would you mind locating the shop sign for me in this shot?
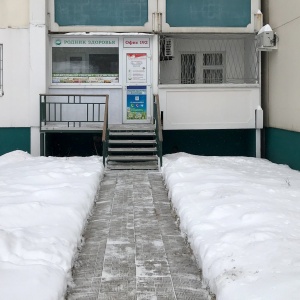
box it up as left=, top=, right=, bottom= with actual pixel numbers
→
left=123, top=38, right=150, bottom=48
left=127, top=86, right=147, bottom=120
left=126, top=53, right=147, bottom=83
left=52, top=37, right=119, bottom=48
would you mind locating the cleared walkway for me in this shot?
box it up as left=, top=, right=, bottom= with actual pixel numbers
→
left=67, top=171, right=212, bottom=300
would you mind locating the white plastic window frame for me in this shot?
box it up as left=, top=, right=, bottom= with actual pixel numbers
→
left=0, top=44, right=3, bottom=96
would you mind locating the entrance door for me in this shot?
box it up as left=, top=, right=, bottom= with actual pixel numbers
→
left=123, top=50, right=152, bottom=123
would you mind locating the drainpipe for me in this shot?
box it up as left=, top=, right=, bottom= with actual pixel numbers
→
left=256, top=49, right=263, bottom=159
left=260, top=0, right=270, bottom=158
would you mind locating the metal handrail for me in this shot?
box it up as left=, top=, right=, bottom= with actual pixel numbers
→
left=39, top=94, right=108, bottom=129
left=101, top=95, right=109, bottom=166
left=153, top=94, right=163, bottom=167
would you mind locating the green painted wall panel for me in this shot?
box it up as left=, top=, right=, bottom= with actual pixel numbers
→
left=55, top=0, right=148, bottom=26
left=265, top=128, right=300, bottom=171
left=166, top=0, right=251, bottom=27
left=45, top=133, right=102, bottom=157
left=163, top=129, right=256, bottom=157
left=0, top=128, right=31, bottom=156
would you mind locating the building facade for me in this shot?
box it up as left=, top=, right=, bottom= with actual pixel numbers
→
left=262, top=1, right=300, bottom=171
left=0, top=0, right=263, bottom=158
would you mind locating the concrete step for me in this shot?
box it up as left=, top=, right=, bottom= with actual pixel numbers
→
left=107, top=155, right=158, bottom=162
left=106, top=161, right=158, bottom=170
left=109, top=131, right=155, bottom=137
left=109, top=124, right=155, bottom=131
left=109, top=139, right=156, bottom=145
left=108, top=147, right=157, bottom=153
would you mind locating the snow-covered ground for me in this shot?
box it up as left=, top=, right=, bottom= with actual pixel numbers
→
left=0, top=151, right=103, bottom=300
left=162, top=153, right=300, bottom=300
left=1, top=150, right=300, bottom=300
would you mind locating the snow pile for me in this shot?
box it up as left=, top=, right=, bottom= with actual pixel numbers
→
left=0, top=151, right=103, bottom=300
left=162, top=153, right=300, bottom=300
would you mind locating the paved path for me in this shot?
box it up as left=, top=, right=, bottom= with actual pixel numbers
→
left=68, top=171, right=212, bottom=300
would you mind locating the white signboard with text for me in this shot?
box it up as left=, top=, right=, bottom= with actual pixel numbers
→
left=123, top=37, right=150, bottom=48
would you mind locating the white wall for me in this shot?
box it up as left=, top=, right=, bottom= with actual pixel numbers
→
left=0, top=0, right=31, bottom=127
left=29, top=0, right=47, bottom=155
left=0, top=0, right=47, bottom=155
left=265, top=1, right=300, bottom=132
left=159, top=85, right=260, bottom=130
left=0, top=30, right=30, bottom=126
left=0, top=0, right=29, bottom=28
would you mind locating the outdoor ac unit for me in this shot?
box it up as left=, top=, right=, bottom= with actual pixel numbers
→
left=257, top=24, right=278, bottom=51
left=164, top=38, right=174, bottom=57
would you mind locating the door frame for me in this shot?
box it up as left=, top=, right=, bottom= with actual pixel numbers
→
left=122, top=49, right=152, bottom=124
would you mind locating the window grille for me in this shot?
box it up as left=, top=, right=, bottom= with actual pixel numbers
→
left=203, top=69, right=223, bottom=84
left=203, top=53, right=223, bottom=66
left=0, top=44, right=3, bottom=96
left=181, top=54, right=196, bottom=84
left=202, top=52, right=224, bottom=84
left=159, top=35, right=259, bottom=85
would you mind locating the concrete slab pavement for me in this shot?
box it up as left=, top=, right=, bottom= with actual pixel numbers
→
left=67, top=170, right=213, bottom=300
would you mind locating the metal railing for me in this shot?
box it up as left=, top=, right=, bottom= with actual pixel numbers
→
left=153, top=94, right=163, bottom=167
left=101, top=96, right=109, bottom=166
left=40, top=94, right=108, bottom=130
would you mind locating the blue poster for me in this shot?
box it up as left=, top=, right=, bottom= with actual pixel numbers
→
left=127, top=86, right=147, bottom=120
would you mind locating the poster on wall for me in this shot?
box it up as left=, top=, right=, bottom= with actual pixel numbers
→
left=127, top=86, right=147, bottom=120
left=52, top=74, right=118, bottom=84
left=126, top=53, right=147, bottom=83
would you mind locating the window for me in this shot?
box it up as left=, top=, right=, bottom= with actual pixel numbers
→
left=202, top=53, right=224, bottom=84
left=180, top=52, right=225, bottom=84
left=0, top=44, right=3, bottom=96
left=52, top=47, right=119, bottom=84
left=181, top=54, right=196, bottom=84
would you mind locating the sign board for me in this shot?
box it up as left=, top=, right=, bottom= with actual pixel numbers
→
left=123, top=37, right=150, bottom=48
left=127, top=86, right=147, bottom=120
left=126, top=53, right=147, bottom=84
left=52, top=37, right=119, bottom=47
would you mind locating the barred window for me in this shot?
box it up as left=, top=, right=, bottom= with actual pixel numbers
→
left=202, top=52, right=224, bottom=84
left=180, top=52, right=224, bottom=84
left=0, top=44, right=3, bottom=96
left=181, top=54, right=196, bottom=84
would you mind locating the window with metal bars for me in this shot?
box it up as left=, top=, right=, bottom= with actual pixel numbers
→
left=180, top=52, right=224, bottom=84
left=0, top=44, right=3, bottom=96
left=181, top=54, right=196, bottom=84
left=202, top=52, right=224, bottom=84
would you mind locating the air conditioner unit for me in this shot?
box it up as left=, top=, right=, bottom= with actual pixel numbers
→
left=257, top=24, right=278, bottom=51
left=164, top=38, right=174, bottom=57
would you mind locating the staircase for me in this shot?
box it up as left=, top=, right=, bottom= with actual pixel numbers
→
left=106, top=124, right=159, bottom=170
